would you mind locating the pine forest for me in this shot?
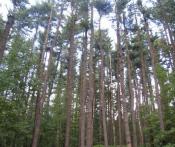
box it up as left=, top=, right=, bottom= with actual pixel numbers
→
left=0, top=0, right=175, bottom=147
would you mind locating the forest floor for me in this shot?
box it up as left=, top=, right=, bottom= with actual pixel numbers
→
left=94, top=145, right=126, bottom=147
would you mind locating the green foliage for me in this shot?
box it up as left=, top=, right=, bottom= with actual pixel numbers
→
left=94, top=29, right=112, bottom=53
left=94, top=0, right=112, bottom=16
left=0, top=35, right=34, bottom=92
left=151, top=0, right=175, bottom=24
left=141, top=65, right=175, bottom=146
left=163, top=143, right=175, bottom=147
left=115, top=0, right=130, bottom=14
left=1, top=0, right=175, bottom=146
left=153, top=128, right=175, bottom=146
left=0, top=35, right=36, bottom=146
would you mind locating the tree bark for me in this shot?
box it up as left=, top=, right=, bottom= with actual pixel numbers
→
left=135, top=16, right=149, bottom=106
left=134, top=76, right=144, bottom=145
left=115, top=11, right=131, bottom=147
left=99, top=16, right=109, bottom=147
left=157, top=0, right=175, bottom=68
left=64, top=2, right=76, bottom=146
left=31, top=8, right=53, bottom=147
left=144, top=19, right=165, bottom=131
left=167, top=25, right=175, bottom=68
left=108, top=53, right=115, bottom=146
left=123, top=16, right=138, bottom=147
left=0, top=15, right=14, bottom=60
left=79, top=29, right=88, bottom=147
left=127, top=49, right=138, bottom=147
left=86, top=1, right=94, bottom=146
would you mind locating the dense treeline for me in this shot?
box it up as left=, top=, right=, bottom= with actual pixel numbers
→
left=0, top=0, right=175, bottom=147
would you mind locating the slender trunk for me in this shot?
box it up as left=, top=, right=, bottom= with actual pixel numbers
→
left=108, top=54, right=114, bottom=146
left=64, top=4, right=76, bottom=147
left=79, top=58, right=86, bottom=147
left=135, top=16, right=149, bottom=106
left=147, top=71, right=155, bottom=111
left=115, top=10, right=131, bottom=147
left=117, top=86, right=122, bottom=146
left=99, top=16, right=108, bottom=147
left=45, top=4, right=64, bottom=118
left=31, top=9, right=53, bottom=147
left=123, top=16, right=137, bottom=147
left=0, top=15, right=14, bottom=60
left=86, top=1, right=94, bottom=146
left=79, top=29, right=88, bottom=147
left=114, top=12, right=122, bottom=146
left=167, top=25, right=175, bottom=68
left=109, top=53, right=116, bottom=146
left=140, top=51, right=149, bottom=105
left=134, top=15, right=150, bottom=107
left=127, top=52, right=138, bottom=147
left=55, top=60, right=65, bottom=147
left=99, top=44, right=108, bottom=147
left=144, top=19, right=165, bottom=130
left=157, top=0, right=175, bottom=68
left=115, top=54, right=122, bottom=146
left=134, top=76, right=144, bottom=145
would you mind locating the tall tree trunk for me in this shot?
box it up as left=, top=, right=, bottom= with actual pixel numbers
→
left=99, top=16, right=108, bottom=147
left=45, top=4, right=64, bottom=119
left=144, top=19, right=165, bottom=131
left=147, top=71, right=155, bottom=111
left=135, top=16, right=149, bottom=106
left=115, top=54, right=122, bottom=146
left=86, top=1, right=95, bottom=146
left=117, top=86, right=122, bottom=146
left=55, top=60, right=65, bottom=147
left=79, top=57, right=86, bottom=147
left=108, top=53, right=115, bottom=146
left=64, top=2, right=76, bottom=146
left=167, top=25, right=175, bottom=68
left=134, top=76, right=144, bottom=145
left=31, top=8, right=53, bottom=147
left=115, top=10, right=131, bottom=147
left=123, top=16, right=137, bottom=147
left=127, top=48, right=138, bottom=147
left=0, top=15, right=14, bottom=60
left=157, top=0, right=175, bottom=68
left=79, top=29, right=88, bottom=147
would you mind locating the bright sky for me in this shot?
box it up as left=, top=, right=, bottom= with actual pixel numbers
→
left=0, top=0, right=117, bottom=47
left=0, top=0, right=48, bottom=17
left=0, top=0, right=45, bottom=19
left=0, top=0, right=157, bottom=49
